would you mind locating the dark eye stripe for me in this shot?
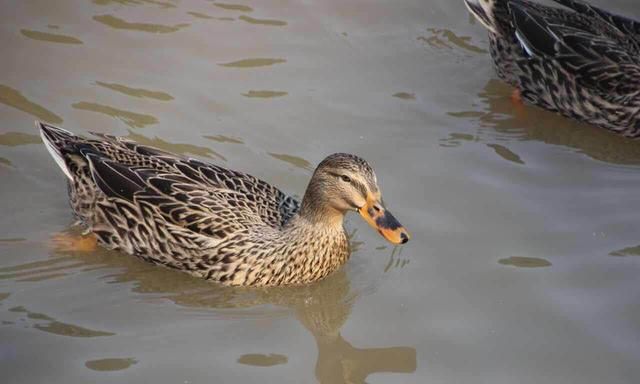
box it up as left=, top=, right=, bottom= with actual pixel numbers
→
left=328, top=171, right=368, bottom=200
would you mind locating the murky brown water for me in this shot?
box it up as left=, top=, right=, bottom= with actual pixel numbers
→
left=1, top=0, right=640, bottom=383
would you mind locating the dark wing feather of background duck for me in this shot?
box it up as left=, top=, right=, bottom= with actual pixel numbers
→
left=509, top=0, right=640, bottom=96
left=552, top=0, right=640, bottom=42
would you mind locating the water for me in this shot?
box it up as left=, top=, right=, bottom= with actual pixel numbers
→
left=1, top=0, right=640, bottom=382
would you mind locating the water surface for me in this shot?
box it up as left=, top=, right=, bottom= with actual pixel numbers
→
left=1, top=0, right=640, bottom=383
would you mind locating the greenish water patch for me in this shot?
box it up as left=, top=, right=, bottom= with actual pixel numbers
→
left=20, top=29, right=83, bottom=44
left=448, top=133, right=475, bottom=141
left=0, top=132, right=41, bottom=147
left=242, top=90, right=287, bottom=98
left=127, top=131, right=226, bottom=160
left=188, top=11, right=213, bottom=19
left=35, top=321, right=115, bottom=337
left=418, top=28, right=486, bottom=54
left=447, top=111, right=484, bottom=118
left=268, top=153, right=312, bottom=171
left=237, top=353, right=288, bottom=367
left=0, top=84, right=63, bottom=123
left=0, top=238, right=27, bottom=243
left=610, top=245, right=640, bottom=257
left=213, top=3, right=253, bottom=12
left=439, top=132, right=477, bottom=147
left=187, top=11, right=235, bottom=21
left=85, top=358, right=138, bottom=371
left=219, top=58, right=286, bottom=68
left=72, top=102, right=158, bottom=128
left=93, top=0, right=175, bottom=8
left=393, top=92, right=415, bottom=100
left=487, top=144, right=524, bottom=165
left=17, top=273, right=68, bottom=282
left=498, top=257, right=551, bottom=268
left=10, top=305, right=114, bottom=337
left=204, top=135, right=244, bottom=144
left=27, top=311, right=54, bottom=321
left=95, top=81, right=174, bottom=101
left=93, top=0, right=139, bottom=5
left=238, top=15, right=286, bottom=26
left=93, top=15, right=189, bottom=33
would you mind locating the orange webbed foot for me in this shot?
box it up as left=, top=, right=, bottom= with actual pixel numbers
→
left=510, top=88, right=528, bottom=118
left=511, top=88, right=523, bottom=105
left=50, top=232, right=98, bottom=253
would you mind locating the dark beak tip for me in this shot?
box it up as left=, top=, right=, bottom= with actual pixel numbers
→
left=400, top=232, right=409, bottom=244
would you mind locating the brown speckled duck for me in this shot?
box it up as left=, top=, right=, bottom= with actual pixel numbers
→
left=465, top=0, right=640, bottom=136
left=39, top=122, right=409, bottom=287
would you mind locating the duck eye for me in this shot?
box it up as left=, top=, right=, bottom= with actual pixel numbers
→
left=340, top=175, right=351, bottom=183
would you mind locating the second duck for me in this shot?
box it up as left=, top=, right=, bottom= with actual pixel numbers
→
left=465, top=0, right=640, bottom=136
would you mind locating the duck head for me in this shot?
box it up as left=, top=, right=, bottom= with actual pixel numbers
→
left=301, top=153, right=410, bottom=245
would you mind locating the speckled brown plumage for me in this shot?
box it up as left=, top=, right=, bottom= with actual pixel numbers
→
left=39, top=122, right=407, bottom=286
left=465, top=0, right=640, bottom=136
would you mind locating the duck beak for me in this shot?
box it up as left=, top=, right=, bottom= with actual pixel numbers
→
left=358, top=194, right=410, bottom=245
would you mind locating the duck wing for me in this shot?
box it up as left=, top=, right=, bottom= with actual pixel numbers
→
left=85, top=149, right=300, bottom=239
left=85, top=156, right=245, bottom=243
left=38, top=122, right=299, bottom=241
left=509, top=0, right=640, bottom=97
left=552, top=0, right=640, bottom=43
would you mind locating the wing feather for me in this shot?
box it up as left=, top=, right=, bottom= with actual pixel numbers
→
left=79, top=137, right=299, bottom=243
left=509, top=0, right=640, bottom=96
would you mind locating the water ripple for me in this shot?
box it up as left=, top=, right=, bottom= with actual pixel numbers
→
left=20, top=29, right=83, bottom=45
left=85, top=358, right=138, bottom=371
left=238, top=15, right=286, bottom=26
left=93, top=14, right=189, bottom=33
left=219, top=58, right=286, bottom=68
left=242, top=90, right=287, bottom=98
left=0, top=84, right=63, bottom=123
left=95, top=81, right=174, bottom=101
left=72, top=102, right=158, bottom=128
left=213, top=3, right=253, bottom=12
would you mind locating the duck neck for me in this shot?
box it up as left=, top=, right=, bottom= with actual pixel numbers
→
left=299, top=179, right=346, bottom=229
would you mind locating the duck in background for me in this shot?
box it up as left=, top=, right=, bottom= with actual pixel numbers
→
left=464, top=0, right=640, bottom=137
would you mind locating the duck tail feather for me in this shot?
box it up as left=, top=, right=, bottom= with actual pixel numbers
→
left=37, top=121, right=76, bottom=180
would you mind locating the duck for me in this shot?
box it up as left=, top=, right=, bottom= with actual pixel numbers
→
left=464, top=0, right=640, bottom=137
left=38, top=122, right=409, bottom=287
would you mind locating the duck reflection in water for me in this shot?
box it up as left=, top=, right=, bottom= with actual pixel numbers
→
left=290, top=271, right=416, bottom=383
left=446, top=79, right=640, bottom=166
left=2, top=234, right=416, bottom=383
